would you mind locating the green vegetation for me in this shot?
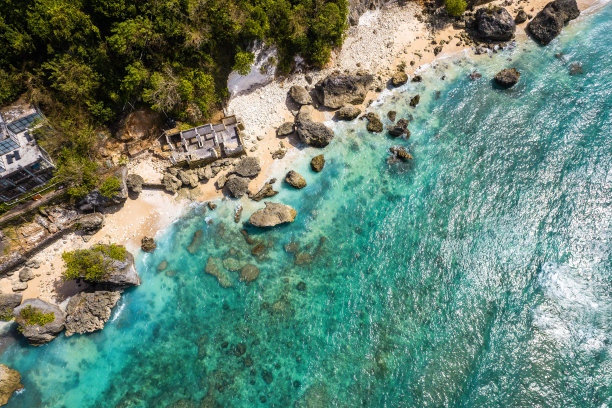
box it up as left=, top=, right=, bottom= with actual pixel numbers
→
left=18, top=305, right=55, bottom=329
left=99, top=176, right=121, bottom=198
left=445, top=0, right=467, bottom=16
left=0, top=308, right=13, bottom=321
left=62, top=243, right=127, bottom=282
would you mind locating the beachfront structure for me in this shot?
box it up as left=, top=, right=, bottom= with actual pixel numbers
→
left=163, top=116, right=246, bottom=166
left=0, top=107, right=55, bottom=203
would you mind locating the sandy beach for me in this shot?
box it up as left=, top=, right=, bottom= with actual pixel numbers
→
left=1, top=0, right=603, bottom=304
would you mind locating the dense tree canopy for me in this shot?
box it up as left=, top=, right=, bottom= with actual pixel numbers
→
left=0, top=0, right=348, bottom=126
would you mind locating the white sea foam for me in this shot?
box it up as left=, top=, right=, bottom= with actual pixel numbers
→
left=110, top=300, right=126, bottom=323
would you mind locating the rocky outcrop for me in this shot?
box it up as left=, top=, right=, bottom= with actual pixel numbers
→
left=178, top=169, right=199, bottom=189
left=475, top=7, right=516, bottom=41
left=162, top=173, right=182, bottom=193
left=335, top=106, right=361, bottom=121
left=13, top=299, right=66, bottom=346
left=515, top=9, right=528, bottom=24
left=295, top=119, right=334, bottom=147
left=0, top=364, right=22, bottom=406
left=314, top=72, right=374, bottom=109
left=409, top=95, right=420, bottom=107
left=494, top=68, right=521, bottom=88
left=98, top=250, right=140, bottom=288
left=388, top=118, right=410, bottom=138
left=126, top=173, right=144, bottom=194
left=310, top=155, right=325, bottom=172
left=276, top=122, right=295, bottom=137
left=527, top=0, right=579, bottom=45
left=390, top=71, right=408, bottom=87
left=389, top=146, right=413, bottom=162
left=233, top=156, right=261, bottom=178
left=0, top=293, right=22, bottom=317
left=249, top=181, right=278, bottom=201
left=289, top=85, right=313, bottom=105
left=366, top=113, right=383, bottom=133
left=77, top=213, right=105, bottom=234
left=249, top=203, right=297, bottom=227
left=239, top=264, right=260, bottom=283
left=225, top=176, right=250, bottom=198
left=285, top=171, right=307, bottom=189
left=64, top=291, right=121, bottom=336
left=348, top=0, right=395, bottom=25
left=78, top=167, right=128, bottom=212
left=141, top=236, right=156, bottom=253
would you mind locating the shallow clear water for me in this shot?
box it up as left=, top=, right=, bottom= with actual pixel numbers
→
left=2, top=5, right=611, bottom=407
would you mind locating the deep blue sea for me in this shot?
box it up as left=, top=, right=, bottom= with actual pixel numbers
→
left=2, top=4, right=611, bottom=407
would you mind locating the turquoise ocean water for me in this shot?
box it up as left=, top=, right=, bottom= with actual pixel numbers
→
left=2, top=4, right=611, bottom=407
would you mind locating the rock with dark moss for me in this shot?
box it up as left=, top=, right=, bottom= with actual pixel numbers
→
left=412, top=75, right=423, bottom=82
left=409, top=95, right=420, bottom=107
left=289, top=85, right=313, bottom=105
left=494, top=68, right=520, bottom=88
left=225, top=176, right=250, bottom=198
left=515, top=9, right=528, bottom=23
left=336, top=106, right=361, bottom=121
left=13, top=298, right=66, bottom=346
left=295, top=120, right=334, bottom=147
left=366, top=113, right=383, bottom=133
left=310, top=155, right=325, bottom=172
left=314, top=72, right=374, bottom=109
left=77, top=213, right=105, bottom=234
left=285, top=171, right=307, bottom=189
left=239, top=264, right=260, bottom=283
left=141, top=236, right=156, bottom=253
left=234, top=156, right=261, bottom=178
left=527, top=0, right=579, bottom=45
left=387, top=118, right=411, bottom=138
left=249, top=181, right=278, bottom=202
left=126, top=174, right=144, bottom=194
left=469, top=71, right=483, bottom=80
left=64, top=290, right=121, bottom=336
left=390, top=71, right=408, bottom=87
left=387, top=111, right=397, bottom=122
left=249, top=203, right=297, bottom=227
left=475, top=7, right=516, bottom=41
left=0, top=364, right=22, bottom=406
left=276, top=122, right=295, bottom=137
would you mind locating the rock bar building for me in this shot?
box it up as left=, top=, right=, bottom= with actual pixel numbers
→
left=0, top=105, right=55, bottom=203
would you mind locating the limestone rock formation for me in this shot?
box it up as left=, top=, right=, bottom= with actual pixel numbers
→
left=388, top=118, right=411, bottom=138
left=178, top=169, right=199, bottom=188
left=225, top=176, right=250, bottom=198
left=494, top=68, right=521, bottom=88
left=13, top=298, right=66, bottom=346
left=335, top=106, right=361, bottom=121
left=314, top=72, right=374, bottom=109
left=0, top=364, right=22, bottom=406
left=310, top=155, right=325, bottom=172
left=78, top=167, right=128, bottom=212
left=409, top=95, right=420, bottom=107
left=391, top=71, right=408, bottom=87
left=233, top=156, right=261, bottom=178
left=295, top=120, right=334, bottom=148
left=163, top=173, right=182, bottom=193
left=285, top=171, right=307, bottom=189
left=475, top=7, right=516, bottom=41
left=0, top=293, right=22, bottom=317
left=19, top=268, right=35, bottom=282
left=141, top=236, right=156, bottom=253
left=289, top=85, right=313, bottom=105
left=249, top=203, right=297, bottom=227
left=249, top=181, right=279, bottom=202
left=389, top=146, right=414, bottom=162
left=276, top=122, right=295, bottom=137
left=77, top=213, right=105, bottom=234
left=64, top=291, right=121, bottom=336
left=98, top=249, right=141, bottom=288
left=126, top=173, right=144, bottom=194
left=528, top=0, right=579, bottom=45
left=366, top=113, right=383, bottom=133
left=515, top=9, right=528, bottom=24
left=239, top=264, right=260, bottom=283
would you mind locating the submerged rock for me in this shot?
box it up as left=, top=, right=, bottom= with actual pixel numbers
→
left=14, top=298, right=66, bottom=346
left=475, top=7, right=516, bottom=41
left=389, top=146, right=413, bottom=162
left=494, top=68, right=521, bottom=88
left=0, top=364, right=22, bottom=406
left=285, top=171, right=307, bottom=189
left=205, top=257, right=232, bottom=287
left=239, top=264, right=260, bottom=283
left=366, top=113, right=383, bottom=133
left=314, top=72, right=374, bottom=109
left=289, top=85, right=313, bottom=105
left=528, top=0, right=580, bottom=45
left=187, top=230, right=203, bottom=254
left=335, top=106, right=361, bottom=121
left=310, top=155, right=325, bottom=172
left=64, top=291, right=121, bottom=336
left=249, top=203, right=297, bottom=227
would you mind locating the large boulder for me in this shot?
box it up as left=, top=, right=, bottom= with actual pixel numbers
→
left=289, top=85, right=313, bottom=105
left=285, top=171, right=307, bottom=189
left=64, top=291, right=121, bottom=336
left=141, top=236, right=156, bottom=253
left=314, top=72, right=374, bottom=109
left=126, top=173, right=144, bottom=194
left=249, top=203, right=297, bottom=227
left=77, top=213, right=105, bottom=234
left=249, top=181, right=278, bottom=202
left=0, top=293, right=22, bottom=317
left=0, top=364, right=22, bottom=406
left=335, top=106, right=361, bottom=121
left=388, top=118, right=411, bottom=138
left=366, top=113, right=383, bottom=133
left=225, top=176, right=250, bottom=198
left=494, top=68, right=521, bottom=88
left=390, top=71, right=408, bottom=87
left=527, top=0, right=580, bottom=45
left=98, top=249, right=141, bottom=288
left=310, top=155, right=325, bottom=172
left=78, top=168, right=128, bottom=212
left=13, top=298, right=66, bottom=346
left=177, top=170, right=199, bottom=189
left=162, top=173, right=182, bottom=193
left=233, top=156, right=261, bottom=178
left=295, top=120, right=334, bottom=148
left=475, top=7, right=516, bottom=41
left=276, top=122, right=295, bottom=137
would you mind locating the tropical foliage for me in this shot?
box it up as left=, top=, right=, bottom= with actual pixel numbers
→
left=62, top=243, right=127, bottom=282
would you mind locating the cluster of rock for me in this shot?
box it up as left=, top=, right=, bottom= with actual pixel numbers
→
left=527, top=0, right=580, bottom=45
left=161, top=158, right=239, bottom=194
